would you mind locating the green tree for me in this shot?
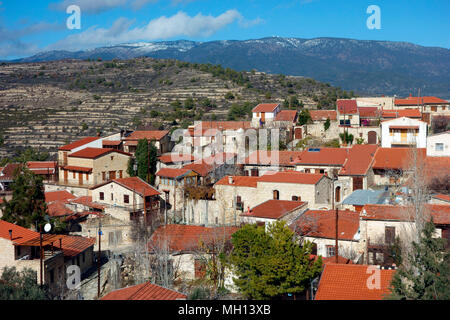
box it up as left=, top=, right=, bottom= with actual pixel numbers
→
left=1, top=166, right=47, bottom=229
left=184, top=97, right=195, bottom=110
left=297, top=109, right=312, bottom=126
left=127, top=157, right=136, bottom=177
left=324, top=118, right=330, bottom=131
left=228, top=221, right=322, bottom=300
left=225, top=92, right=235, bottom=100
left=0, top=267, right=49, bottom=300
left=148, top=140, right=158, bottom=185
left=135, top=139, right=149, bottom=181
left=388, top=220, right=450, bottom=300
left=339, top=132, right=354, bottom=145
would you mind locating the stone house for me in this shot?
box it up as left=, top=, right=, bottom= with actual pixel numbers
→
left=123, top=130, right=172, bottom=156
left=251, top=103, right=281, bottom=128
left=58, top=136, right=102, bottom=167
left=381, top=117, right=427, bottom=148
left=157, top=153, right=196, bottom=172
left=58, top=148, right=132, bottom=188
left=304, top=110, right=338, bottom=140
left=394, top=95, right=450, bottom=114
left=242, top=150, right=303, bottom=176
left=426, top=130, right=450, bottom=157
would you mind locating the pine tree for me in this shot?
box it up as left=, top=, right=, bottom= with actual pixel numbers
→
left=388, top=220, right=450, bottom=300
left=1, top=166, right=47, bottom=229
left=324, top=118, right=331, bottom=131
left=228, top=221, right=323, bottom=299
left=134, top=138, right=149, bottom=181
left=148, top=140, right=158, bottom=185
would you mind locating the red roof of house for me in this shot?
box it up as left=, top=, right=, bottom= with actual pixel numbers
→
left=102, top=140, right=122, bottom=146
left=58, top=137, right=100, bottom=151
left=358, top=107, right=380, bottom=118
left=158, top=153, right=196, bottom=164
left=433, top=194, right=450, bottom=203
left=68, top=148, right=131, bottom=159
left=45, top=190, right=76, bottom=203
left=275, top=110, right=298, bottom=122
left=258, top=171, right=324, bottom=185
left=252, top=103, right=280, bottom=113
left=309, top=110, right=337, bottom=121
left=0, top=163, right=21, bottom=181
left=59, top=235, right=96, bottom=257
left=315, top=264, right=395, bottom=300
left=244, top=151, right=303, bottom=166
left=373, top=148, right=426, bottom=170
left=27, top=161, right=56, bottom=170
left=101, top=282, right=186, bottom=300
left=339, top=145, right=378, bottom=176
left=0, top=220, right=40, bottom=244
left=215, top=176, right=260, bottom=188
left=92, top=177, right=160, bottom=197
left=47, top=201, right=75, bottom=217
left=125, top=130, right=169, bottom=141
left=362, top=204, right=450, bottom=225
left=192, top=121, right=252, bottom=131
left=69, top=196, right=105, bottom=210
left=148, top=224, right=239, bottom=253
left=243, top=200, right=307, bottom=219
left=62, top=165, right=93, bottom=173
left=337, top=100, right=358, bottom=114
left=382, top=109, right=422, bottom=118
left=310, top=254, right=354, bottom=265
left=290, top=209, right=360, bottom=241
left=183, top=153, right=236, bottom=177
left=293, top=148, right=349, bottom=166
left=156, top=168, right=193, bottom=179
left=395, top=96, right=449, bottom=106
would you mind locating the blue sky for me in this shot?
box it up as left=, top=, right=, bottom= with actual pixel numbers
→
left=0, top=0, right=449, bottom=59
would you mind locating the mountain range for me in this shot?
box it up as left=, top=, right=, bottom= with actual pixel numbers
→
left=8, top=37, right=450, bottom=99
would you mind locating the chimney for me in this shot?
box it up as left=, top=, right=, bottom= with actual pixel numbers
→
left=228, top=176, right=234, bottom=184
left=8, top=229, right=12, bottom=240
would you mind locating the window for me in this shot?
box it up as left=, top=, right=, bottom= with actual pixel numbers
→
left=73, top=172, right=76, bottom=179
left=124, top=195, right=130, bottom=204
left=436, top=143, right=444, bottom=151
left=111, top=193, right=114, bottom=201
left=385, top=226, right=395, bottom=244
left=99, top=192, right=104, bottom=200
left=119, top=170, right=123, bottom=179
left=273, top=190, right=279, bottom=200
left=102, top=172, right=106, bottom=181
left=292, top=196, right=298, bottom=201
left=326, top=245, right=335, bottom=257
left=305, top=169, right=310, bottom=173
left=49, top=269, right=54, bottom=284
left=111, top=156, right=114, bottom=161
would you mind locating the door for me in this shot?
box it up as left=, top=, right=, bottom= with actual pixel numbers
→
left=78, top=172, right=83, bottom=186
left=261, top=112, right=265, bottom=123
left=400, top=129, right=407, bottom=143
left=64, top=169, right=68, bottom=183
left=109, top=171, right=116, bottom=180
left=368, top=131, right=377, bottom=144
left=63, top=152, right=68, bottom=165
left=353, top=177, right=363, bottom=191
left=295, top=127, right=302, bottom=140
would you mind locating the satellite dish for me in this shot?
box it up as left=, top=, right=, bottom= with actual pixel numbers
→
left=44, top=223, right=52, bottom=233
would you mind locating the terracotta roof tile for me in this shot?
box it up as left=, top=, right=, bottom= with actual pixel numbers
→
left=290, top=209, right=360, bottom=240
left=337, top=100, right=358, bottom=114
left=62, top=165, right=93, bottom=173
left=275, top=110, right=298, bottom=122
left=395, top=96, right=449, bottom=106
left=148, top=224, right=239, bottom=253
left=125, top=130, right=169, bottom=141
left=183, top=153, right=236, bottom=177
left=192, top=121, right=252, bottom=131
left=244, top=151, right=303, bottom=166
left=0, top=220, right=39, bottom=244
left=69, top=196, right=105, bottom=210
left=315, top=264, right=395, bottom=300
left=158, top=153, right=196, bottom=164
left=252, top=103, right=280, bottom=113
left=45, top=190, right=77, bottom=203
left=258, top=171, right=324, bottom=185
left=293, top=148, right=349, bottom=166
left=433, top=194, right=450, bottom=203
left=358, top=107, right=380, bottom=118
left=0, top=163, right=22, bottom=181
left=101, top=282, right=186, bottom=300
left=309, top=110, right=337, bottom=121
left=47, top=201, right=75, bottom=217
left=58, top=137, right=100, bottom=151
left=92, top=177, right=160, bottom=197
left=339, top=145, right=378, bottom=176
left=215, top=176, right=260, bottom=188
left=373, top=148, right=426, bottom=170
left=362, top=204, right=450, bottom=225
left=242, top=200, right=307, bottom=219
left=156, top=168, right=193, bottom=179
left=381, top=109, right=422, bottom=118
left=68, top=148, right=131, bottom=159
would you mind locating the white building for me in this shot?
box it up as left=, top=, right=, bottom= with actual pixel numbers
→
left=426, top=131, right=450, bottom=157
left=251, top=103, right=281, bottom=127
left=381, top=117, right=427, bottom=148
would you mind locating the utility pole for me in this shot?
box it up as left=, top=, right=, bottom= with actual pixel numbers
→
left=40, top=225, right=43, bottom=287
left=335, top=207, right=339, bottom=263
left=97, top=219, right=102, bottom=299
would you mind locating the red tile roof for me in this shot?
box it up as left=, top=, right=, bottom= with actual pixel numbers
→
left=45, top=190, right=76, bottom=203
left=91, top=177, right=160, bottom=197
left=0, top=220, right=40, bottom=244
left=242, top=200, right=307, bottom=219
left=192, top=121, right=252, bottom=131
left=291, top=209, right=360, bottom=241
left=47, top=201, right=75, bottom=217
left=337, top=100, right=358, bottom=114
left=309, top=110, right=337, bottom=121
left=310, top=254, right=354, bottom=265
left=59, top=235, right=95, bottom=257
left=102, top=140, right=122, bottom=146
left=68, top=148, right=131, bottom=159
left=158, top=153, right=196, bottom=164
left=215, top=176, right=260, bottom=188
left=373, top=148, right=426, bottom=170
left=148, top=224, right=239, bottom=253
left=183, top=153, right=236, bottom=177
left=125, top=130, right=169, bottom=141
left=275, top=110, right=298, bottom=122
left=69, top=196, right=105, bottom=210
left=252, top=103, right=280, bottom=113
left=339, top=145, right=378, bottom=176
left=156, top=168, right=193, bottom=179
left=27, top=161, right=56, bottom=171
left=362, top=204, right=450, bottom=225
left=433, top=194, right=450, bottom=203
left=0, top=163, right=21, bottom=181
left=395, top=96, right=449, bottom=106
left=382, top=109, right=422, bottom=119
left=358, top=107, right=380, bottom=118
left=101, top=282, right=186, bottom=300
left=293, top=148, right=349, bottom=166
left=62, top=165, right=93, bottom=173
left=258, top=171, right=324, bottom=185
left=244, top=151, right=303, bottom=166
left=315, top=264, right=395, bottom=300
left=58, top=137, right=100, bottom=151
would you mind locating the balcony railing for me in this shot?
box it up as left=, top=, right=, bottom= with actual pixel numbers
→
left=391, top=136, right=417, bottom=145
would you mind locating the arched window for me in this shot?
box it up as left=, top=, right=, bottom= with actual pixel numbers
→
left=335, top=186, right=341, bottom=203
left=273, top=190, right=279, bottom=200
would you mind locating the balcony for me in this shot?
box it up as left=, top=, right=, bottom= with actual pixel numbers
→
left=390, top=136, right=418, bottom=145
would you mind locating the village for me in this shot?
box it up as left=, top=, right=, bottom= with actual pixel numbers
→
left=0, top=95, right=449, bottom=300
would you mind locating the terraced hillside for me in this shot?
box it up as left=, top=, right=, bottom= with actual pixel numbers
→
left=0, top=58, right=354, bottom=159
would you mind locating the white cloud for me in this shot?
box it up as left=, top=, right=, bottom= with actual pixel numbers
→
left=48, top=10, right=244, bottom=51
